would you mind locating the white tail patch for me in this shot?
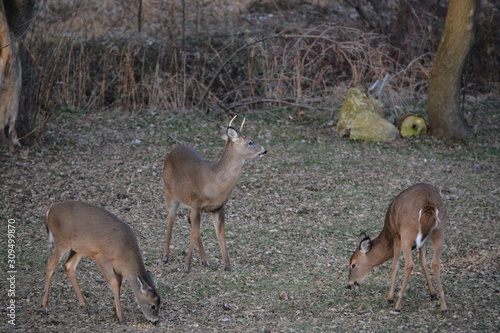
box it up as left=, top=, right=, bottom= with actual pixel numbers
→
left=46, top=209, right=53, bottom=243
left=415, top=209, right=425, bottom=249
left=47, top=230, right=54, bottom=243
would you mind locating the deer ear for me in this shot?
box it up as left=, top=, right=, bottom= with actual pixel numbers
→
left=146, top=270, right=156, bottom=288
left=356, top=232, right=368, bottom=247
left=137, top=276, right=153, bottom=294
left=359, top=237, right=372, bottom=254
left=226, top=127, right=240, bottom=142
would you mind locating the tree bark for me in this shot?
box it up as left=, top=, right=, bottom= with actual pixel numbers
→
left=0, top=0, right=36, bottom=150
left=427, top=0, right=477, bottom=140
left=0, top=0, right=21, bottom=151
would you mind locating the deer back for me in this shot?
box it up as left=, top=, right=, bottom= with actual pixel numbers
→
left=163, top=125, right=266, bottom=211
left=385, top=183, right=447, bottom=246
left=47, top=201, right=143, bottom=269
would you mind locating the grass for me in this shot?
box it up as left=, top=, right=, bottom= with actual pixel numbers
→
left=0, top=104, right=499, bottom=332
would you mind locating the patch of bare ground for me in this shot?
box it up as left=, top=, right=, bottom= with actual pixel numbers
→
left=1, top=101, right=498, bottom=332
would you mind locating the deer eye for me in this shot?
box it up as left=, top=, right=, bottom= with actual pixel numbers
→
left=351, top=263, right=357, bottom=269
left=150, top=304, right=157, bottom=310
left=248, top=140, right=254, bottom=147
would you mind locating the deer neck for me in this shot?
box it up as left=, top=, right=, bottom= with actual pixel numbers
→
left=369, top=227, right=395, bottom=266
left=213, top=142, right=245, bottom=185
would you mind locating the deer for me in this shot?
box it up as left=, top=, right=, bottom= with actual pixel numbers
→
left=42, top=201, right=161, bottom=324
left=162, top=116, right=267, bottom=273
left=347, top=183, right=448, bottom=312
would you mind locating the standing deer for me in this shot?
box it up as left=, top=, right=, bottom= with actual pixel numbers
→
left=347, top=183, right=448, bottom=312
left=42, top=201, right=161, bottom=324
left=162, top=116, right=267, bottom=273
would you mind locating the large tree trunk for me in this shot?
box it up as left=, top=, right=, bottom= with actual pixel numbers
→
left=0, top=0, right=21, bottom=151
left=427, top=0, right=477, bottom=140
left=1, top=0, right=35, bottom=151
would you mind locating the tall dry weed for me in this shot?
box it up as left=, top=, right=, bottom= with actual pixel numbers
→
left=18, top=0, right=499, bottom=142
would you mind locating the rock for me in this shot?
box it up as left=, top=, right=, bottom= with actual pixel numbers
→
left=397, top=114, right=428, bottom=137
left=336, top=88, right=399, bottom=142
left=336, top=88, right=384, bottom=138
left=350, top=111, right=400, bottom=142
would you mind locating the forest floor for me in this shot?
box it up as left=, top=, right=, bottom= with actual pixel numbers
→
left=1, top=102, right=499, bottom=332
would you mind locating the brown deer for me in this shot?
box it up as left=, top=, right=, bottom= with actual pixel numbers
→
left=347, top=183, right=448, bottom=312
left=42, top=201, right=161, bottom=324
left=162, top=116, right=267, bottom=273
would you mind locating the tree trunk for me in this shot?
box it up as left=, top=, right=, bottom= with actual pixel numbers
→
left=427, top=0, right=477, bottom=139
left=0, top=0, right=21, bottom=151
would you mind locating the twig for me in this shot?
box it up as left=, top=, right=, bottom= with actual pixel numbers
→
left=226, top=97, right=321, bottom=112
left=196, top=34, right=280, bottom=111
left=375, top=74, right=390, bottom=98
left=167, top=135, right=184, bottom=146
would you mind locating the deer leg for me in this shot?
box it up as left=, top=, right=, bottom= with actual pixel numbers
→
left=163, top=200, right=180, bottom=263
left=387, top=238, right=402, bottom=304
left=184, top=209, right=202, bottom=273
left=188, top=209, right=209, bottom=268
left=111, top=274, right=123, bottom=316
left=42, top=246, right=68, bottom=314
left=212, top=206, right=231, bottom=272
left=63, top=250, right=89, bottom=314
left=395, top=243, right=414, bottom=312
left=418, top=244, right=437, bottom=299
left=95, top=258, right=126, bottom=324
left=431, top=230, right=447, bottom=312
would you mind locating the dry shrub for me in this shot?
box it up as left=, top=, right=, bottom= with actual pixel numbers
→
left=19, top=0, right=499, bottom=141
left=28, top=24, right=431, bottom=114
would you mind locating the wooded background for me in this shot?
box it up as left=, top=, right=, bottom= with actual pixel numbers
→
left=1, top=0, right=499, bottom=146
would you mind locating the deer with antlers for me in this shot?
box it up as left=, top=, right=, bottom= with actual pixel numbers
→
left=162, top=116, right=267, bottom=273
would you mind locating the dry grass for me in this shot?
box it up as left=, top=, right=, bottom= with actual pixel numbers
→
left=0, top=100, right=498, bottom=332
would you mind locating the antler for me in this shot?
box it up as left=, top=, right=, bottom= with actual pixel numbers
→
left=228, top=115, right=238, bottom=128
left=240, top=117, right=246, bottom=132
left=228, top=115, right=246, bottom=132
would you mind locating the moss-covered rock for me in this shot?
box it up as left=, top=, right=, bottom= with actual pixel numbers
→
left=337, top=88, right=398, bottom=142
left=350, top=111, right=400, bottom=142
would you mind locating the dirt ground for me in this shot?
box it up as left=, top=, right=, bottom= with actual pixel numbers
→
left=1, top=103, right=498, bottom=332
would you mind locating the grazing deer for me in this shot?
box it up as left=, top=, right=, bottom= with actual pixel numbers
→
left=347, top=183, right=448, bottom=312
left=162, top=116, right=267, bottom=273
left=42, top=201, right=161, bottom=324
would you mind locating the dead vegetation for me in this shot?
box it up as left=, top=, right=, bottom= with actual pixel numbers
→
left=0, top=101, right=499, bottom=331
left=11, top=0, right=499, bottom=143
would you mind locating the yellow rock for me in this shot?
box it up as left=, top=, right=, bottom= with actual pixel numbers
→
left=336, top=88, right=384, bottom=138
left=350, top=111, right=400, bottom=142
left=337, top=88, right=398, bottom=142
